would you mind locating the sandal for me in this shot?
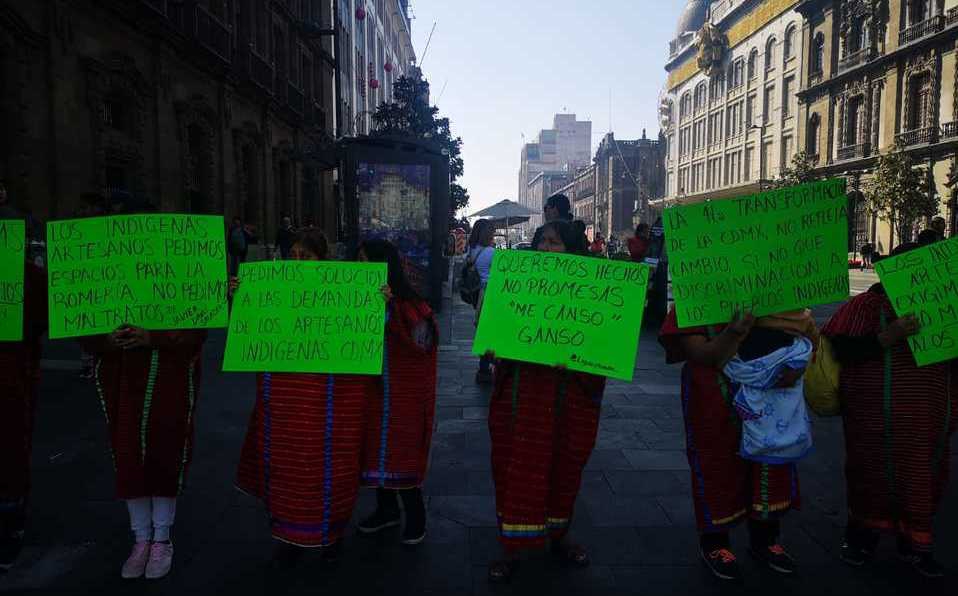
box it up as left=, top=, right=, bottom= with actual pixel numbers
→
left=552, top=542, right=590, bottom=568
left=487, top=559, right=520, bottom=583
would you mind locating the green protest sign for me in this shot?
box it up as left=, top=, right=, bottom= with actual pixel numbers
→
left=472, top=250, right=650, bottom=381
left=665, top=178, right=849, bottom=328
left=875, top=236, right=958, bottom=367
left=46, top=214, right=228, bottom=339
left=222, top=261, right=387, bottom=374
left=0, top=220, right=26, bottom=342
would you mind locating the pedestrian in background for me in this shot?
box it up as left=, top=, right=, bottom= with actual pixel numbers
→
left=823, top=242, right=956, bottom=578
left=628, top=223, right=651, bottom=262
left=276, top=215, right=295, bottom=260
left=81, top=325, right=206, bottom=580
left=486, top=219, right=605, bottom=584
left=356, top=239, right=438, bottom=546
left=532, top=193, right=573, bottom=248
left=0, top=254, right=47, bottom=573
left=234, top=230, right=373, bottom=565
left=931, top=216, right=947, bottom=240
left=589, top=231, right=606, bottom=256
left=659, top=308, right=803, bottom=582
left=466, top=219, right=495, bottom=384
left=227, top=217, right=253, bottom=276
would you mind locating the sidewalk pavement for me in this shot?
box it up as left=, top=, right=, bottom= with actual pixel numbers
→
left=3, top=295, right=956, bottom=596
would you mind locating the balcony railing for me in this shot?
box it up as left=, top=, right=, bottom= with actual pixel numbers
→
left=948, top=6, right=958, bottom=26
left=837, top=143, right=871, bottom=161
left=287, top=82, right=305, bottom=115
left=941, top=121, right=958, bottom=139
left=838, top=48, right=872, bottom=74
left=249, top=49, right=274, bottom=93
left=808, top=70, right=824, bottom=86
left=899, top=15, right=945, bottom=46
left=195, top=4, right=232, bottom=64
left=896, top=126, right=938, bottom=146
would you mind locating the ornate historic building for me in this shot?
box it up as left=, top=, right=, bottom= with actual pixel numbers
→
left=0, top=0, right=337, bottom=244
left=593, top=132, right=666, bottom=239
left=796, top=0, right=958, bottom=249
left=658, top=0, right=806, bottom=208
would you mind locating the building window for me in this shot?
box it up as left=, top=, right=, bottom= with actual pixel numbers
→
left=781, top=136, right=794, bottom=173
left=811, top=33, right=825, bottom=74
left=906, top=0, right=931, bottom=27
left=784, top=24, right=796, bottom=61
left=102, top=96, right=127, bottom=132
left=730, top=58, right=745, bottom=88
left=709, top=75, right=724, bottom=102
left=761, top=141, right=773, bottom=179
left=747, top=94, right=757, bottom=127
left=763, top=85, right=775, bottom=123
left=845, top=95, right=864, bottom=145
left=744, top=146, right=753, bottom=181
left=846, top=16, right=867, bottom=54
left=765, top=37, right=777, bottom=74
left=907, top=71, right=932, bottom=130
left=807, top=113, right=821, bottom=156
left=748, top=48, right=758, bottom=79
left=680, top=92, right=692, bottom=120
left=782, top=77, right=794, bottom=118
left=694, top=83, right=708, bottom=111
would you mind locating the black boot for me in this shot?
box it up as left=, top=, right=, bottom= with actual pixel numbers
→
left=0, top=504, right=26, bottom=573
left=399, top=488, right=426, bottom=545
left=358, top=488, right=401, bottom=535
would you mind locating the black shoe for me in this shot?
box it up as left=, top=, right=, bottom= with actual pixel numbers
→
left=839, top=541, right=873, bottom=567
left=900, top=551, right=945, bottom=579
left=0, top=531, right=24, bottom=572
left=358, top=509, right=401, bottom=535
left=399, top=488, right=426, bottom=546
left=700, top=547, right=742, bottom=582
left=750, top=544, right=796, bottom=575
left=269, top=542, right=304, bottom=569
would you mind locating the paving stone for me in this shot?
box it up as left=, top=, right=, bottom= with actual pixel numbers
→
left=577, top=493, right=672, bottom=527
left=462, top=406, right=488, bottom=420
left=621, top=449, right=689, bottom=471
left=585, top=449, right=635, bottom=471
left=604, top=470, right=690, bottom=497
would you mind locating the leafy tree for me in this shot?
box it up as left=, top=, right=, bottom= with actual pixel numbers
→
left=772, top=151, right=817, bottom=188
left=373, top=75, right=468, bottom=221
left=865, top=143, right=938, bottom=246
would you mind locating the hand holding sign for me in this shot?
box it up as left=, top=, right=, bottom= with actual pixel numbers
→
left=46, top=215, right=228, bottom=339
left=222, top=261, right=387, bottom=374
left=875, top=236, right=958, bottom=366
left=472, top=250, right=650, bottom=381
left=665, top=178, right=849, bottom=327
left=0, top=219, right=26, bottom=341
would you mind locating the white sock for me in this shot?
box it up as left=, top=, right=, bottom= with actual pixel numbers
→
left=126, top=498, right=153, bottom=543
left=151, top=497, right=177, bottom=543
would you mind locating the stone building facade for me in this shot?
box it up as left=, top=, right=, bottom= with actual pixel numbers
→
left=593, top=132, right=666, bottom=239
left=659, top=0, right=806, bottom=207
left=796, top=0, right=958, bottom=250
left=0, top=0, right=337, bottom=245
left=334, top=0, right=415, bottom=137
left=557, top=164, right=598, bottom=229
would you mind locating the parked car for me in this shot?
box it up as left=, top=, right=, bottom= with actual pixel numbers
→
left=513, top=242, right=532, bottom=250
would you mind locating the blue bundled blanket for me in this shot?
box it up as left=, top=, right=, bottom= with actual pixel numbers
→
left=723, top=337, right=814, bottom=464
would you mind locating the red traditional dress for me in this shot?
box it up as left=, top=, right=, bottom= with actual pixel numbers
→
left=659, top=309, right=800, bottom=533
left=822, top=286, right=957, bottom=552
left=361, top=298, right=438, bottom=489
left=0, top=263, right=47, bottom=508
left=83, top=330, right=206, bottom=498
left=237, top=373, right=372, bottom=547
left=489, top=360, right=605, bottom=550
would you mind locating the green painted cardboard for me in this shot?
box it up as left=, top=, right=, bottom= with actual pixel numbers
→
left=0, top=219, right=26, bottom=341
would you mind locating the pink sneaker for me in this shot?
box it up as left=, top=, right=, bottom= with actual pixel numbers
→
left=144, top=541, right=174, bottom=579
left=120, top=541, right=151, bottom=579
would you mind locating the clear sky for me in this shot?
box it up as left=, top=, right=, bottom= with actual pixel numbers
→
left=410, top=0, right=686, bottom=214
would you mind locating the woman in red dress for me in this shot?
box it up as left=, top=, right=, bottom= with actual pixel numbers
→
left=0, top=260, right=47, bottom=572
left=822, top=242, right=957, bottom=578
left=658, top=309, right=802, bottom=581
left=486, top=219, right=606, bottom=583
left=355, top=239, right=438, bottom=546
left=83, top=324, right=206, bottom=580
left=235, top=230, right=374, bottom=564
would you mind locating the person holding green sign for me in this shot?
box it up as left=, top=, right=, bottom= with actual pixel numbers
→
left=486, top=219, right=606, bottom=584
left=355, top=239, right=438, bottom=546
left=235, top=229, right=374, bottom=564
left=822, top=242, right=957, bottom=579
left=80, top=324, right=207, bottom=580
left=0, top=260, right=47, bottom=573
left=659, top=308, right=805, bottom=582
